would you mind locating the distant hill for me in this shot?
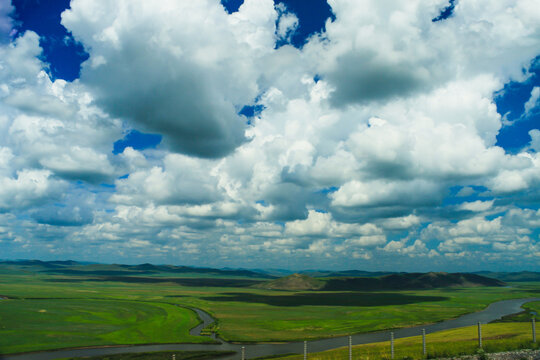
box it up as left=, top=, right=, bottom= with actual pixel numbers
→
left=310, top=270, right=396, bottom=278
left=322, top=272, right=505, bottom=291
left=0, top=260, right=274, bottom=279
left=256, top=272, right=505, bottom=291
left=257, top=269, right=397, bottom=278
left=474, top=271, right=540, bottom=282
left=0, top=261, right=523, bottom=287
left=253, top=268, right=296, bottom=277
left=255, top=273, right=325, bottom=290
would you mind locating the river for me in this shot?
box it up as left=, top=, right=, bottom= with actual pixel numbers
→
left=2, top=297, right=539, bottom=360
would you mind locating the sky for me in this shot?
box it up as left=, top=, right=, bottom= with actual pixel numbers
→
left=0, top=0, right=539, bottom=272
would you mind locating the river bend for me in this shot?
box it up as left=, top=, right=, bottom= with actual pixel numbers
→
left=2, top=297, right=539, bottom=360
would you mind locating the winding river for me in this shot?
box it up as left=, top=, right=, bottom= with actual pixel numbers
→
left=2, top=297, right=539, bottom=360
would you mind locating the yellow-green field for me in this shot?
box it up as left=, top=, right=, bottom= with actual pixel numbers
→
left=1, top=263, right=539, bottom=355
left=274, top=321, right=539, bottom=360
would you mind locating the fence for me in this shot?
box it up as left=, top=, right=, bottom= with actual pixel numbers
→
left=235, top=319, right=538, bottom=360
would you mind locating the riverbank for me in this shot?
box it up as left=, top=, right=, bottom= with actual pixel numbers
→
left=3, top=298, right=539, bottom=360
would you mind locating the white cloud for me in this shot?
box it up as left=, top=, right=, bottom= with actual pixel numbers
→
left=0, top=31, right=122, bottom=185
left=112, top=153, right=222, bottom=206
left=0, top=170, right=65, bottom=211
left=530, top=129, right=540, bottom=152
left=61, top=0, right=280, bottom=158
left=285, top=210, right=331, bottom=236
left=1, top=0, right=540, bottom=269
left=459, top=200, right=494, bottom=212
left=345, top=235, right=386, bottom=248
left=488, top=153, right=540, bottom=193
left=524, top=87, right=540, bottom=115
left=331, top=179, right=440, bottom=208
left=275, top=3, right=299, bottom=43
left=381, top=215, right=421, bottom=230
left=284, top=210, right=382, bottom=238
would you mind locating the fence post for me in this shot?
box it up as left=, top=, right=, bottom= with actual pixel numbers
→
left=241, top=346, right=245, bottom=360
left=533, top=317, right=536, bottom=343
left=391, top=332, right=395, bottom=359
left=478, top=322, right=482, bottom=348
left=304, top=340, right=307, bottom=360
left=172, top=355, right=176, bottom=360
left=422, top=328, right=426, bottom=357
left=349, top=335, right=352, bottom=360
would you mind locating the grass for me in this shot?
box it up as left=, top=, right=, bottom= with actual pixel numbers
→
left=0, top=298, right=211, bottom=354
left=272, top=322, right=539, bottom=360
left=1, top=264, right=540, bottom=354
left=59, top=350, right=235, bottom=360
left=186, top=286, right=540, bottom=342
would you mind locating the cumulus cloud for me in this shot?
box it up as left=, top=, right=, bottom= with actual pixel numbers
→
left=487, top=153, right=540, bottom=193
left=524, top=87, right=540, bottom=115
left=381, top=215, right=421, bottom=230
left=458, top=200, right=494, bottom=212
left=530, top=129, right=540, bottom=152
left=0, top=170, right=65, bottom=211
left=0, top=31, right=122, bottom=184
left=330, top=179, right=441, bottom=208
left=310, top=1, right=449, bottom=106
left=111, top=153, right=223, bottom=206
left=308, top=0, right=540, bottom=109
left=61, top=0, right=281, bottom=158
left=284, top=210, right=382, bottom=237
left=1, top=0, right=540, bottom=270
left=275, top=3, right=299, bottom=44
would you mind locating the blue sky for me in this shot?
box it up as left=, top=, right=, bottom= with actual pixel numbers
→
left=0, top=0, right=539, bottom=271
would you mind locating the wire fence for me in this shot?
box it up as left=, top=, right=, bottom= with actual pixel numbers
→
left=235, top=319, right=538, bottom=360
left=302, top=320, right=535, bottom=360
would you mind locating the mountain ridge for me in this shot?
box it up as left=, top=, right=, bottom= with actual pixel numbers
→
left=256, top=272, right=506, bottom=291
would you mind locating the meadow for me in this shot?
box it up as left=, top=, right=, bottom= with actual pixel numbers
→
left=59, top=351, right=235, bottom=360
left=273, top=320, right=540, bottom=360
left=1, top=262, right=539, bottom=355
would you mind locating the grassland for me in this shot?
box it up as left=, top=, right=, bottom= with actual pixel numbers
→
left=273, top=322, right=539, bottom=360
left=60, top=351, right=235, bottom=360
left=0, top=298, right=211, bottom=354
left=176, top=285, right=540, bottom=342
left=1, top=263, right=540, bottom=355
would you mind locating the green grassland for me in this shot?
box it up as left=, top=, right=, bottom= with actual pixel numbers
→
left=0, top=298, right=210, bottom=354
left=189, top=286, right=539, bottom=342
left=60, top=351, right=235, bottom=360
left=1, top=263, right=540, bottom=354
left=273, top=322, right=539, bottom=360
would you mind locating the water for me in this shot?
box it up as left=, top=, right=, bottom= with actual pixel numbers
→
left=2, top=297, right=539, bottom=360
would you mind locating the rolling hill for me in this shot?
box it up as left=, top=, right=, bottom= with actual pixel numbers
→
left=256, top=272, right=506, bottom=291
left=474, top=271, right=540, bottom=282
left=0, top=260, right=274, bottom=279
left=254, top=273, right=325, bottom=290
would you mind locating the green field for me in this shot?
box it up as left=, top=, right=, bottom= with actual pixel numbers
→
left=1, top=263, right=540, bottom=355
left=60, top=351, right=235, bottom=360
left=273, top=322, right=539, bottom=360
left=0, top=298, right=210, bottom=354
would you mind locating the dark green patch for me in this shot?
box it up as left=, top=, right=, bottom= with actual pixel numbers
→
left=321, top=273, right=505, bottom=291
left=45, top=276, right=263, bottom=288
left=202, top=292, right=448, bottom=306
